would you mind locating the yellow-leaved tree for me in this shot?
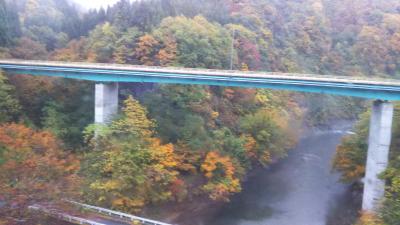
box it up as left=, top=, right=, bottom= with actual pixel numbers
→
left=83, top=96, right=182, bottom=213
left=201, top=151, right=241, bottom=201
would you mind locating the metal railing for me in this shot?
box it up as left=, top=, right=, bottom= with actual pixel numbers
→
left=1, top=59, right=400, bottom=86
left=66, top=200, right=173, bottom=225
left=29, top=204, right=106, bottom=225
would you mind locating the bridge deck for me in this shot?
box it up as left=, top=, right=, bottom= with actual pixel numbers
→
left=0, top=59, right=398, bottom=85
left=1, top=59, right=400, bottom=100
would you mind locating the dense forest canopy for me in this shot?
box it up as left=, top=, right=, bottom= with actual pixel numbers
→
left=0, top=0, right=398, bottom=224
left=1, top=0, right=400, bottom=75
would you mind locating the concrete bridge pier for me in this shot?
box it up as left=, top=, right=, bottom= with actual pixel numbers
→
left=95, top=82, right=119, bottom=124
left=362, top=100, right=394, bottom=211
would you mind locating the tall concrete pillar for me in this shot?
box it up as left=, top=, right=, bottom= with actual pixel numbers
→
left=95, top=82, right=119, bottom=124
left=362, top=100, right=394, bottom=211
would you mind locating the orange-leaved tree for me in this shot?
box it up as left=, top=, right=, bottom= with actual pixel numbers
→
left=356, top=212, right=384, bottom=225
left=0, top=123, right=81, bottom=221
left=201, top=151, right=241, bottom=201
left=134, top=34, right=159, bottom=66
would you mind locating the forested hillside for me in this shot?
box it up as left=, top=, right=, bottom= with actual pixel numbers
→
left=0, top=0, right=398, bottom=224
left=2, top=0, right=400, bottom=75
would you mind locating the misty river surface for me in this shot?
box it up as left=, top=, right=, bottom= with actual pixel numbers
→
left=205, top=126, right=360, bottom=225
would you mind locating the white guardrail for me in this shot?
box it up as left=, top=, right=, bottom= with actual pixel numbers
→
left=66, top=200, right=173, bottom=225
left=28, top=205, right=106, bottom=225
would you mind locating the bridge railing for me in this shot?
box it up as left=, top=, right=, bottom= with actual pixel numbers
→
left=66, top=200, right=173, bottom=225
left=1, top=59, right=399, bottom=86
left=29, top=204, right=106, bottom=225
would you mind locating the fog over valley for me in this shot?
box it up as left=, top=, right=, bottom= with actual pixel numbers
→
left=71, top=0, right=122, bottom=9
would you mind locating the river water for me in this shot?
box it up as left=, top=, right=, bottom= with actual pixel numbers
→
left=205, top=127, right=361, bottom=225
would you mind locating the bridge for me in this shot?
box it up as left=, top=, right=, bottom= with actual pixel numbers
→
left=0, top=59, right=398, bottom=213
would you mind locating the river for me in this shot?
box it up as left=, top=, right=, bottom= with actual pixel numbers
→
left=205, top=125, right=361, bottom=225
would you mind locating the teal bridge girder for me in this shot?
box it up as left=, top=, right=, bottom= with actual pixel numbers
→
left=1, top=59, right=400, bottom=100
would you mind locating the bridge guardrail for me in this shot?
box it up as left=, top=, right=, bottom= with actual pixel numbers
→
left=1, top=59, right=399, bottom=86
left=29, top=204, right=106, bottom=225
left=66, top=200, right=173, bottom=225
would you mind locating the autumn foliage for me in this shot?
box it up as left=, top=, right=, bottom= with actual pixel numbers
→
left=356, top=212, right=384, bottom=225
left=3, top=0, right=395, bottom=222
left=332, top=112, right=371, bottom=182
left=83, top=96, right=182, bottom=212
left=0, top=123, right=80, bottom=220
left=201, top=151, right=241, bottom=201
